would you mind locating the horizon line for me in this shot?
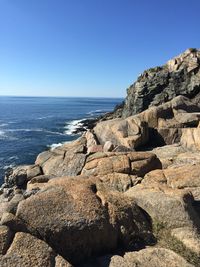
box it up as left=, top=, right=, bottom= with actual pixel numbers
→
left=0, top=94, right=124, bottom=99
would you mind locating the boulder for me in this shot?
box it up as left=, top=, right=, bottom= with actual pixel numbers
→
left=0, top=193, right=24, bottom=220
left=125, top=185, right=200, bottom=229
left=4, top=165, right=30, bottom=188
left=142, top=164, right=200, bottom=200
left=96, top=173, right=142, bottom=192
left=35, top=136, right=87, bottom=176
left=0, top=232, right=71, bottom=267
left=181, top=127, right=200, bottom=151
left=94, top=117, right=148, bottom=149
left=82, top=152, right=161, bottom=177
left=108, top=247, right=194, bottom=267
left=0, top=226, right=13, bottom=254
left=151, top=144, right=200, bottom=169
left=27, top=164, right=42, bottom=180
left=16, top=177, right=152, bottom=264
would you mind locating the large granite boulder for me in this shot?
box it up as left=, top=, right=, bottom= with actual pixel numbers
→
left=0, top=232, right=71, bottom=267
left=15, top=177, right=152, bottom=264
left=94, top=116, right=149, bottom=149
left=125, top=185, right=199, bottom=229
left=35, top=136, right=87, bottom=177
left=81, top=151, right=161, bottom=177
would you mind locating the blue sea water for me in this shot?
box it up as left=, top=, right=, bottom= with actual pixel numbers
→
left=0, top=96, right=123, bottom=184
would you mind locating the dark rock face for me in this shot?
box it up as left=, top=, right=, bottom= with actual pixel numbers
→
left=109, top=48, right=200, bottom=119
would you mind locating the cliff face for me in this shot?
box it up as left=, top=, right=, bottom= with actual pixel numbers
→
left=118, top=48, right=200, bottom=118
left=1, top=50, right=200, bottom=267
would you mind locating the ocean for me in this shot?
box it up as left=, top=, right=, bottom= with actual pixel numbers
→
left=0, top=96, right=123, bottom=184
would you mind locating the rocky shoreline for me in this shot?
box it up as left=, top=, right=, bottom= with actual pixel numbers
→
left=0, top=49, right=200, bottom=266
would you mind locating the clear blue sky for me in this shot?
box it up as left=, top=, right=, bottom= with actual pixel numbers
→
left=0, top=0, right=199, bottom=97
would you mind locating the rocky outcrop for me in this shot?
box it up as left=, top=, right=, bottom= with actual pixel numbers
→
left=1, top=49, right=200, bottom=266
left=113, top=48, right=200, bottom=118
left=94, top=95, right=200, bottom=148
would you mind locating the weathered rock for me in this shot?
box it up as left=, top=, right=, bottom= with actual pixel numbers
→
left=25, top=175, right=54, bottom=192
left=88, top=145, right=103, bottom=154
left=0, top=193, right=24, bottom=220
left=27, top=164, right=42, bottom=180
left=85, top=130, right=98, bottom=149
left=181, top=127, right=200, bottom=151
left=151, top=144, right=200, bottom=168
left=35, top=136, right=87, bottom=177
left=120, top=48, right=200, bottom=118
left=94, top=117, right=149, bottom=149
left=108, top=247, right=194, bottom=267
left=16, top=177, right=152, bottom=264
left=94, top=96, right=200, bottom=149
left=113, top=145, right=134, bottom=152
left=82, top=152, right=161, bottom=177
left=55, top=255, right=73, bottom=267
left=0, top=226, right=13, bottom=254
left=125, top=185, right=200, bottom=229
left=103, top=141, right=114, bottom=152
left=171, top=227, right=200, bottom=255
left=0, top=232, right=70, bottom=267
left=96, top=173, right=142, bottom=192
left=1, top=212, right=28, bottom=233
left=165, top=164, right=200, bottom=189
left=4, top=165, right=30, bottom=188
left=28, top=174, right=52, bottom=184
left=143, top=164, right=200, bottom=198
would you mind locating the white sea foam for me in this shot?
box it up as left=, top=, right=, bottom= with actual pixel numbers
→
left=0, top=130, right=7, bottom=139
left=0, top=123, right=8, bottom=127
left=3, top=164, right=15, bottom=170
left=8, top=156, right=19, bottom=160
left=49, top=143, right=63, bottom=150
left=64, top=119, right=86, bottom=135
left=36, top=115, right=54, bottom=120
left=6, top=128, right=65, bottom=136
left=48, top=141, right=71, bottom=151
left=0, top=130, right=5, bottom=136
